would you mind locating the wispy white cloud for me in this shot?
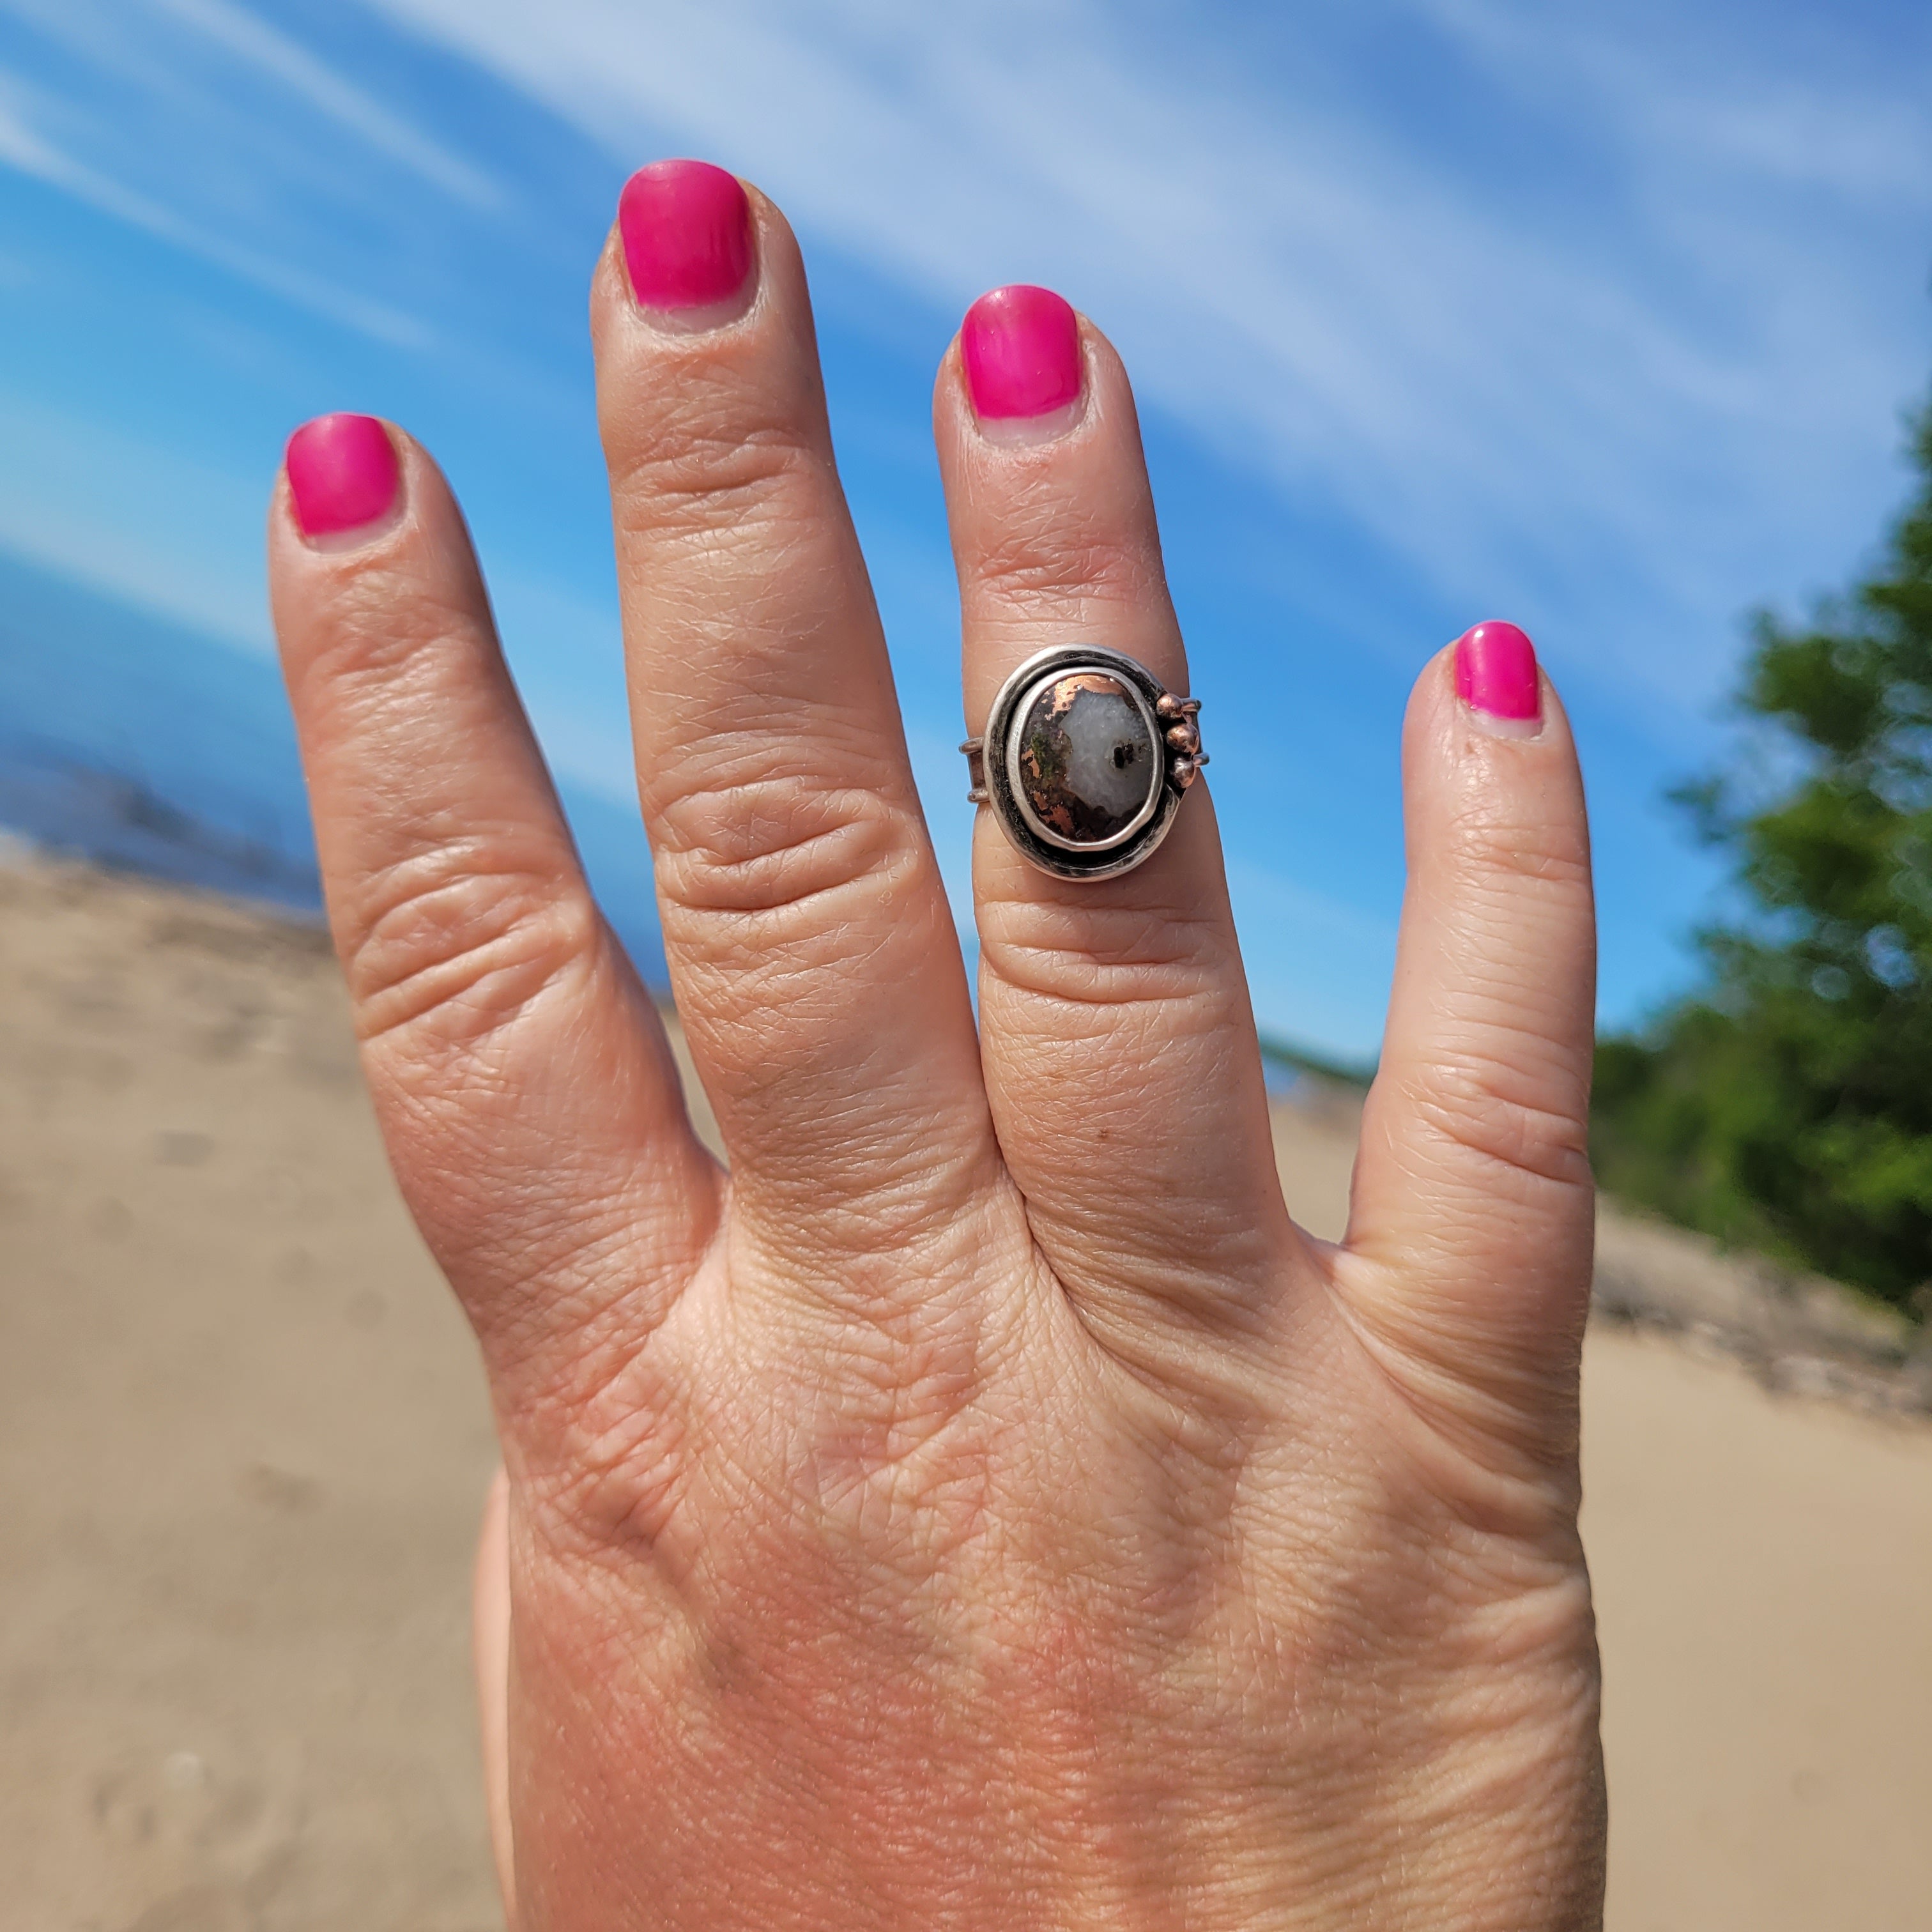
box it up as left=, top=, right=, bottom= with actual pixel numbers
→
left=0, top=82, right=433, bottom=346
left=366, top=0, right=1932, bottom=713
left=145, top=0, right=504, bottom=209
left=1415, top=0, right=1932, bottom=204
left=0, top=0, right=1921, bottom=1040
left=7, top=0, right=1924, bottom=717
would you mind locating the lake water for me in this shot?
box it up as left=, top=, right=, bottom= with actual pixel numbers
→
left=0, top=545, right=668, bottom=985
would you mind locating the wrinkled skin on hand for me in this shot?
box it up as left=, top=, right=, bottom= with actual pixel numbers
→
left=269, top=169, right=1605, bottom=1929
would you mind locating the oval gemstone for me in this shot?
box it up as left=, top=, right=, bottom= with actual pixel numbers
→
left=1013, top=671, right=1158, bottom=844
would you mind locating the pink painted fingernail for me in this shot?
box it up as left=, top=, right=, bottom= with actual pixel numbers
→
left=1455, top=620, right=1542, bottom=733
left=618, top=160, right=754, bottom=314
left=284, top=414, right=399, bottom=539
left=961, top=285, right=1083, bottom=431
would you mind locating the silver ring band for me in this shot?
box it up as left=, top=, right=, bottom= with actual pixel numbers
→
left=962, top=645, right=1206, bottom=882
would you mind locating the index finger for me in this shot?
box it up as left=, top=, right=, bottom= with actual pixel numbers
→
left=268, top=416, right=720, bottom=1394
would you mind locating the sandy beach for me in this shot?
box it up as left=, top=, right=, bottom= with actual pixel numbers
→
left=3, top=853, right=1929, bottom=1930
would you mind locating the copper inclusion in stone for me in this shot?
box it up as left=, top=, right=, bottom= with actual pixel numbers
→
left=1014, top=671, right=1158, bottom=844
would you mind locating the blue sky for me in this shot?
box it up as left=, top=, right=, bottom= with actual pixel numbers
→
left=1, top=0, right=1929, bottom=1060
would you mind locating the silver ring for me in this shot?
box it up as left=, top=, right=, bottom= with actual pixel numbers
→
left=961, top=646, right=1207, bottom=882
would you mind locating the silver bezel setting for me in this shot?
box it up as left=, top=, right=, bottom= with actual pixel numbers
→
left=962, top=645, right=1206, bottom=882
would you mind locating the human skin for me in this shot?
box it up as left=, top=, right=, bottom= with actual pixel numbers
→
left=267, top=163, right=1606, bottom=1928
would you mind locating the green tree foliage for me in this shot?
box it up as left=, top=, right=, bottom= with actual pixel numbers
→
left=1592, top=403, right=1932, bottom=1310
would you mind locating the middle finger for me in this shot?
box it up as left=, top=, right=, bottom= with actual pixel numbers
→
left=592, top=163, right=994, bottom=1266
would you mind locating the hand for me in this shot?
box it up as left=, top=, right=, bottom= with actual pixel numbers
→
left=268, top=162, right=1604, bottom=1929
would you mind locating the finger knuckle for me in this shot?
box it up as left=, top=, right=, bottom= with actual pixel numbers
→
left=653, top=774, right=917, bottom=940
left=969, top=516, right=1165, bottom=616
left=1451, top=804, right=1591, bottom=895
left=345, top=839, right=601, bottom=1052
left=1405, top=1055, right=1593, bottom=1196
left=609, top=404, right=825, bottom=547
left=977, top=890, right=1230, bottom=1015
left=288, top=576, right=482, bottom=708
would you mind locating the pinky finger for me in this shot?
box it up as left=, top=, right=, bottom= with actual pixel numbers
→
left=1338, top=624, right=1597, bottom=1454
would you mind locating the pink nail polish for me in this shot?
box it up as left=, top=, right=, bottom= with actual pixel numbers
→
left=1455, top=620, right=1542, bottom=725
left=961, top=285, right=1083, bottom=422
left=284, top=414, right=399, bottom=538
left=618, top=160, right=754, bottom=312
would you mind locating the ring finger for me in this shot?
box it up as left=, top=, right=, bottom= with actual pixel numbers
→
left=935, top=288, right=1307, bottom=1354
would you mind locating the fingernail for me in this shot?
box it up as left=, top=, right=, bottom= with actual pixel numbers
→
left=961, top=284, right=1083, bottom=440
left=618, top=159, right=754, bottom=317
left=285, top=414, right=399, bottom=539
left=1454, top=620, right=1542, bottom=737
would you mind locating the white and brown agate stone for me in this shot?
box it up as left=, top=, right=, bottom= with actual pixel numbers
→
left=965, top=646, right=1206, bottom=882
